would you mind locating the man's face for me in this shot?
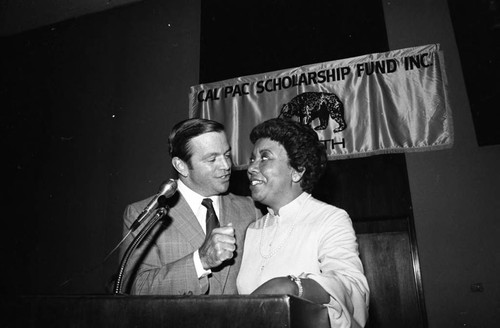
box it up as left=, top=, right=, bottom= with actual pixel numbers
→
left=182, top=131, right=232, bottom=197
left=247, top=137, right=300, bottom=213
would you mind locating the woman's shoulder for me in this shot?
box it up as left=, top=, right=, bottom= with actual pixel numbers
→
left=306, top=197, right=351, bottom=224
left=309, top=196, right=348, bottom=214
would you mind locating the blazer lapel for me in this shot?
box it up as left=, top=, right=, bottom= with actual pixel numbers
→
left=167, top=193, right=238, bottom=293
left=168, top=194, right=205, bottom=248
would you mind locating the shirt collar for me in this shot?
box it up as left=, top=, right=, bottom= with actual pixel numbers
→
left=176, top=179, right=221, bottom=217
left=267, top=192, right=311, bottom=219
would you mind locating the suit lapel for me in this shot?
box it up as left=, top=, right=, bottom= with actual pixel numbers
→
left=168, top=194, right=205, bottom=248
left=167, top=193, right=239, bottom=293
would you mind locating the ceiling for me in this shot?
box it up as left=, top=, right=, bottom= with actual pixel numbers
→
left=0, top=0, right=142, bottom=37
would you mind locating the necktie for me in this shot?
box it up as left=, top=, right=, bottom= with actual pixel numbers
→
left=201, top=198, right=220, bottom=240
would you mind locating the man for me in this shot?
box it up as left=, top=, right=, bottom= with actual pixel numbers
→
left=120, top=118, right=260, bottom=295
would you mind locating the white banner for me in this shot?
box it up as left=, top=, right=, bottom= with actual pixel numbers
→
left=189, top=44, right=453, bottom=169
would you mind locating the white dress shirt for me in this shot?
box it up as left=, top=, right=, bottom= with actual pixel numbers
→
left=177, top=179, right=221, bottom=278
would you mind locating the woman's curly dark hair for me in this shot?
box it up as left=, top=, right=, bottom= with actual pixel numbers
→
left=250, top=118, right=327, bottom=193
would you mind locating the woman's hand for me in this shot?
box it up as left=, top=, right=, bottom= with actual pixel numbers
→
left=251, top=276, right=330, bottom=304
left=251, top=277, right=296, bottom=295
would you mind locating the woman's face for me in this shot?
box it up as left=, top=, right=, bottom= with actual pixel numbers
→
left=247, top=138, right=302, bottom=213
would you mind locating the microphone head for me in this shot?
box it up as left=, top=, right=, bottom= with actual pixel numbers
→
left=158, top=179, right=177, bottom=198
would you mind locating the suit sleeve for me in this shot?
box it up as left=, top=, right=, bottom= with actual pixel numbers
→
left=120, top=203, right=208, bottom=295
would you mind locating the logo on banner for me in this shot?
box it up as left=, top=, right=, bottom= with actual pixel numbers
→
left=190, top=44, right=453, bottom=165
left=278, top=92, right=347, bottom=133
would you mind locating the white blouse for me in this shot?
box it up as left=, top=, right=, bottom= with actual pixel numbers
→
left=237, top=192, right=369, bottom=328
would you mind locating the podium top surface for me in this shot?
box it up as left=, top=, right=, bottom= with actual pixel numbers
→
left=5, top=294, right=329, bottom=328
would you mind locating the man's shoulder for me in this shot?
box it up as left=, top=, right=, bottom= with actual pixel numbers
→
left=128, top=195, right=155, bottom=209
left=223, top=192, right=253, bottom=203
left=221, top=193, right=261, bottom=224
left=222, top=193, right=258, bottom=212
left=127, top=191, right=185, bottom=212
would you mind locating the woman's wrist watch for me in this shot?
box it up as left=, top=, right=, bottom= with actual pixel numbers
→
left=287, top=275, right=304, bottom=298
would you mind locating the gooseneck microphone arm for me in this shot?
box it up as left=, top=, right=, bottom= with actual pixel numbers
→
left=114, top=206, right=168, bottom=295
left=114, top=179, right=178, bottom=295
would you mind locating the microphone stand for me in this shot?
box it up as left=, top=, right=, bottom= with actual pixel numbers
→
left=113, top=206, right=169, bottom=295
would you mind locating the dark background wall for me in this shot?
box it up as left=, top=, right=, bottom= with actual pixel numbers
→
left=1, top=0, right=499, bottom=327
left=383, top=1, right=500, bottom=327
left=2, top=0, right=198, bottom=294
left=447, top=0, right=500, bottom=146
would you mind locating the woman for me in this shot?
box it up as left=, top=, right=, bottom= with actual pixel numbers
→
left=237, top=118, right=369, bottom=328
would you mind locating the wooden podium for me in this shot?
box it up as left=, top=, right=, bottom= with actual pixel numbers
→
left=4, top=294, right=329, bottom=328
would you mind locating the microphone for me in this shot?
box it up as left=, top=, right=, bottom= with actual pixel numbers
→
left=129, top=179, right=177, bottom=232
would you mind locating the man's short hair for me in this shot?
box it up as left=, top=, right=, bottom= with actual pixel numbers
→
left=169, top=118, right=225, bottom=165
left=250, top=118, right=327, bottom=193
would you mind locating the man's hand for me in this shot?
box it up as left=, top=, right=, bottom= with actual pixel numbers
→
left=199, top=224, right=236, bottom=270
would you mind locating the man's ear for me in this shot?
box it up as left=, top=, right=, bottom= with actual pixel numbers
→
left=172, top=157, right=189, bottom=177
left=291, top=167, right=305, bottom=183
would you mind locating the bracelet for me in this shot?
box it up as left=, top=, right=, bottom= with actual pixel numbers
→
left=288, top=275, right=303, bottom=298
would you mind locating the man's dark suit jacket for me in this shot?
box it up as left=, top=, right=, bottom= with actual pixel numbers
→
left=121, top=191, right=260, bottom=295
